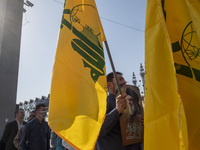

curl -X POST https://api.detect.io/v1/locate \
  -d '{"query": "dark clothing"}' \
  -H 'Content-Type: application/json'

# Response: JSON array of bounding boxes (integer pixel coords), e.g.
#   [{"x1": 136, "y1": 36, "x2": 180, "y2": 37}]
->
[
  {"x1": 20, "y1": 118, "x2": 50, "y2": 150},
  {"x1": 97, "y1": 93, "x2": 142, "y2": 150},
  {"x1": 1, "y1": 120, "x2": 19, "y2": 150}
]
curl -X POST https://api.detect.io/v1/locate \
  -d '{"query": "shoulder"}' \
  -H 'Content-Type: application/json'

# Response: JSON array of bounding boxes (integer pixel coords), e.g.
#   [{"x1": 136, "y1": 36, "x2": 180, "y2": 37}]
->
[
  {"x1": 6, "y1": 120, "x2": 17, "y2": 127},
  {"x1": 43, "y1": 121, "x2": 49, "y2": 127},
  {"x1": 25, "y1": 118, "x2": 36, "y2": 127},
  {"x1": 41, "y1": 121, "x2": 50, "y2": 133},
  {"x1": 107, "y1": 93, "x2": 116, "y2": 101},
  {"x1": 107, "y1": 94, "x2": 116, "y2": 105},
  {"x1": 9, "y1": 120, "x2": 17, "y2": 124}
]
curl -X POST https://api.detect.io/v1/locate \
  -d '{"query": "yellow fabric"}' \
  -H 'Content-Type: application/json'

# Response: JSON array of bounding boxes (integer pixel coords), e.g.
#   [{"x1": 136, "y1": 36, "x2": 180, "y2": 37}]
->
[
  {"x1": 144, "y1": 0, "x2": 200, "y2": 149},
  {"x1": 48, "y1": 0, "x2": 107, "y2": 149}
]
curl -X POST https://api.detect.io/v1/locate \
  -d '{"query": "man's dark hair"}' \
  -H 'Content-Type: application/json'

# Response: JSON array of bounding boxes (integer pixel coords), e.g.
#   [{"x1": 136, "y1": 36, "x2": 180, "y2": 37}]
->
[
  {"x1": 35, "y1": 103, "x2": 46, "y2": 111},
  {"x1": 106, "y1": 72, "x2": 123, "y2": 82},
  {"x1": 14, "y1": 108, "x2": 24, "y2": 117}
]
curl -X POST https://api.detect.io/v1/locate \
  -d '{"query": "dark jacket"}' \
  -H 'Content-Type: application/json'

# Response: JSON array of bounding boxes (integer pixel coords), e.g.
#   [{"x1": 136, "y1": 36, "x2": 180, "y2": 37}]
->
[
  {"x1": 97, "y1": 94, "x2": 142, "y2": 150},
  {"x1": 20, "y1": 118, "x2": 50, "y2": 150},
  {"x1": 1, "y1": 120, "x2": 18, "y2": 150}
]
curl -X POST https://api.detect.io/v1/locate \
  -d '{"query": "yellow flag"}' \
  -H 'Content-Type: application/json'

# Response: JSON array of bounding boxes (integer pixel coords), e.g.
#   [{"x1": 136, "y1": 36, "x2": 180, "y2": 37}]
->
[
  {"x1": 144, "y1": 0, "x2": 200, "y2": 149},
  {"x1": 145, "y1": 0, "x2": 200, "y2": 149},
  {"x1": 48, "y1": 0, "x2": 107, "y2": 149},
  {"x1": 167, "y1": 1, "x2": 200, "y2": 149}
]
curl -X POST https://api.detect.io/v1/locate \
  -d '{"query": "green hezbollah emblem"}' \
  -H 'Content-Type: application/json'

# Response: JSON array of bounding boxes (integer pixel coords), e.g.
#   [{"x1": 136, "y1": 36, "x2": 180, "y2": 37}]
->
[
  {"x1": 173, "y1": 21, "x2": 200, "y2": 82},
  {"x1": 60, "y1": 3, "x2": 105, "y2": 83},
  {"x1": 161, "y1": 0, "x2": 200, "y2": 82}
]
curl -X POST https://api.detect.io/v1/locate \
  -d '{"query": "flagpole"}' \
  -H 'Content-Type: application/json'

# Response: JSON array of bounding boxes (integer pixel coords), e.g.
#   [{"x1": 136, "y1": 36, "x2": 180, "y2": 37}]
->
[{"x1": 104, "y1": 40, "x2": 122, "y2": 95}]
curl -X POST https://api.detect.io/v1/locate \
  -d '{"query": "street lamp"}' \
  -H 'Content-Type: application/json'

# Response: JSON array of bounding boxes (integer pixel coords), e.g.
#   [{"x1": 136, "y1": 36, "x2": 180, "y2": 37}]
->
[
  {"x1": 23, "y1": 0, "x2": 34, "y2": 12},
  {"x1": 24, "y1": 0, "x2": 34, "y2": 7}
]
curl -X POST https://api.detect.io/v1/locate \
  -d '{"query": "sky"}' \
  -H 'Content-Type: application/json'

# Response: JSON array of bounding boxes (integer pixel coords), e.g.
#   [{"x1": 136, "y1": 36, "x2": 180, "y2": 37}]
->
[{"x1": 16, "y1": 0, "x2": 147, "y2": 103}]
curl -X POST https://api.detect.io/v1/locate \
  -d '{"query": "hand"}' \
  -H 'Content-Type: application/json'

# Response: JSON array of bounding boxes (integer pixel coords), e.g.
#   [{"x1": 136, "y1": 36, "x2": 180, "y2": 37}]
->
[{"x1": 116, "y1": 94, "x2": 127, "y2": 114}]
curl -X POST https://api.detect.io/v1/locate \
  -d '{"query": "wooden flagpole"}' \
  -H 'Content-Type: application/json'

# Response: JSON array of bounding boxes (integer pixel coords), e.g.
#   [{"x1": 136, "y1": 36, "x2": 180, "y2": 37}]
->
[{"x1": 104, "y1": 40, "x2": 122, "y2": 95}]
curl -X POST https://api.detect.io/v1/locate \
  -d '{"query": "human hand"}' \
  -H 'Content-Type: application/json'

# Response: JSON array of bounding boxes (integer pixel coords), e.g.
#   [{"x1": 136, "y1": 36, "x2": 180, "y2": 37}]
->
[{"x1": 116, "y1": 94, "x2": 127, "y2": 114}]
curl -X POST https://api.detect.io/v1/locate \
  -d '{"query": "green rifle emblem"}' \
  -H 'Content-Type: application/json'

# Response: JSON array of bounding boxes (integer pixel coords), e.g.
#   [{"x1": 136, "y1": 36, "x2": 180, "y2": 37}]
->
[
  {"x1": 60, "y1": 3, "x2": 105, "y2": 83},
  {"x1": 161, "y1": 1, "x2": 200, "y2": 82}
]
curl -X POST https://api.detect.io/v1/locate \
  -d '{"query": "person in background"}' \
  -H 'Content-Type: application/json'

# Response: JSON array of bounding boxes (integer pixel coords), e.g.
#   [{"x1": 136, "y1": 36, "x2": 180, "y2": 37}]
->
[
  {"x1": 62, "y1": 139, "x2": 76, "y2": 150},
  {"x1": 56, "y1": 136, "x2": 65, "y2": 150},
  {"x1": 13, "y1": 111, "x2": 36, "y2": 150},
  {"x1": 50, "y1": 131, "x2": 57, "y2": 150},
  {"x1": 20, "y1": 104, "x2": 50, "y2": 150},
  {"x1": 1, "y1": 108, "x2": 25, "y2": 150}
]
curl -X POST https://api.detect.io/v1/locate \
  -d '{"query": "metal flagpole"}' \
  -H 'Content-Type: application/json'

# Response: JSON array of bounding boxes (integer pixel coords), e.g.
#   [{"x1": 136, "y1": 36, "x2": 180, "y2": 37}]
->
[{"x1": 104, "y1": 40, "x2": 122, "y2": 95}]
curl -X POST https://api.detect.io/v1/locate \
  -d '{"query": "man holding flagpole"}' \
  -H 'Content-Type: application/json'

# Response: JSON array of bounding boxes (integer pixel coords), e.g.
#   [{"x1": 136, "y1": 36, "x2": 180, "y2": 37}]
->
[{"x1": 97, "y1": 72, "x2": 143, "y2": 150}]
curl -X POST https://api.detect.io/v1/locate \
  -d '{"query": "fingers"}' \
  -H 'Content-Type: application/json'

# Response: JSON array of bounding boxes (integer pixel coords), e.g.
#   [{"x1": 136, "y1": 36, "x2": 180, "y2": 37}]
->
[{"x1": 116, "y1": 94, "x2": 127, "y2": 114}]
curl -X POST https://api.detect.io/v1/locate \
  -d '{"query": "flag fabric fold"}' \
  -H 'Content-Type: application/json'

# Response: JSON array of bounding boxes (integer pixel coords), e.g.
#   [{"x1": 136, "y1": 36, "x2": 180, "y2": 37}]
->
[
  {"x1": 145, "y1": 0, "x2": 200, "y2": 150},
  {"x1": 48, "y1": 0, "x2": 107, "y2": 149}
]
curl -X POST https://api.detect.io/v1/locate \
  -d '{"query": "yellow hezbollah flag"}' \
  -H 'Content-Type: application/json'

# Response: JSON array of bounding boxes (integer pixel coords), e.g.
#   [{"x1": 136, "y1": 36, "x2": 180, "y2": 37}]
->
[
  {"x1": 144, "y1": 0, "x2": 200, "y2": 150},
  {"x1": 48, "y1": 0, "x2": 107, "y2": 149},
  {"x1": 145, "y1": 0, "x2": 200, "y2": 149},
  {"x1": 165, "y1": 1, "x2": 200, "y2": 149}
]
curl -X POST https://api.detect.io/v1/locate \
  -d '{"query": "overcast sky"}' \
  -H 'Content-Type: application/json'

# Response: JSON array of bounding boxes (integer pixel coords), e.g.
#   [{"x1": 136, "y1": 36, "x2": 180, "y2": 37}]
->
[{"x1": 17, "y1": 0, "x2": 147, "y2": 103}]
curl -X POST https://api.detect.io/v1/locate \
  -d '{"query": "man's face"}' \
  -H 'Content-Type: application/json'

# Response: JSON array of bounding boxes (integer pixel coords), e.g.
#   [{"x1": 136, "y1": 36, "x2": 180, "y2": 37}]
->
[
  {"x1": 16, "y1": 109, "x2": 25, "y2": 120},
  {"x1": 113, "y1": 74, "x2": 127, "y2": 85},
  {"x1": 107, "y1": 74, "x2": 127, "y2": 95},
  {"x1": 37, "y1": 106, "x2": 46, "y2": 114},
  {"x1": 111, "y1": 74, "x2": 127, "y2": 93},
  {"x1": 37, "y1": 106, "x2": 47, "y2": 119}
]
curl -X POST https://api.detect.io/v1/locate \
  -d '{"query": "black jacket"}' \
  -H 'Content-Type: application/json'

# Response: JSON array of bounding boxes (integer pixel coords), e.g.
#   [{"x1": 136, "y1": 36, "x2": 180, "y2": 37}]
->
[{"x1": 1, "y1": 120, "x2": 19, "y2": 150}]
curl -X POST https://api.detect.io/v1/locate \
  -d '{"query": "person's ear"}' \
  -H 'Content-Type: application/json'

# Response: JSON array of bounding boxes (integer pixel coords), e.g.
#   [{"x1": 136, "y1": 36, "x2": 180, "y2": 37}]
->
[{"x1": 107, "y1": 82, "x2": 113, "y2": 89}]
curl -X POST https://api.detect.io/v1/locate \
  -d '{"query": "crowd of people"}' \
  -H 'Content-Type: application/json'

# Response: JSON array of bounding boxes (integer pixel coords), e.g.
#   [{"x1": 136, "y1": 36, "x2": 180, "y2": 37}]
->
[{"x1": 0, "y1": 72, "x2": 144, "y2": 150}]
